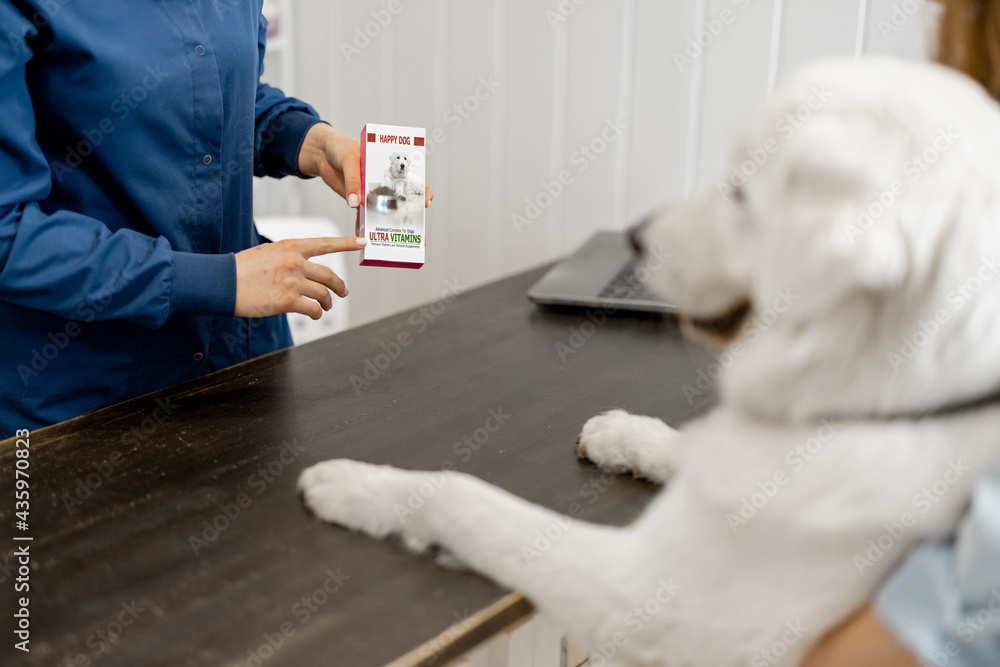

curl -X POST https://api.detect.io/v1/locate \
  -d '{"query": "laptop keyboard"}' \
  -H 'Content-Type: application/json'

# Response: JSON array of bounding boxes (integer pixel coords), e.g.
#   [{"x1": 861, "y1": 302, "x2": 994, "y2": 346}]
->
[{"x1": 596, "y1": 257, "x2": 666, "y2": 302}]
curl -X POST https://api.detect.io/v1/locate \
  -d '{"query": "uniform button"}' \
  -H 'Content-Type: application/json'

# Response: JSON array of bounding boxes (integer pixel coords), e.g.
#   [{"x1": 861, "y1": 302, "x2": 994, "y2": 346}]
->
[
  {"x1": 193, "y1": 352, "x2": 205, "y2": 361},
  {"x1": 203, "y1": 155, "x2": 212, "y2": 165},
  {"x1": 195, "y1": 45, "x2": 206, "y2": 56}
]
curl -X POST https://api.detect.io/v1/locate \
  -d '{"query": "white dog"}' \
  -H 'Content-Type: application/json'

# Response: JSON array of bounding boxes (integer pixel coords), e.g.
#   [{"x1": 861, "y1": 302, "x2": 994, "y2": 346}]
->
[
  {"x1": 300, "y1": 58, "x2": 1000, "y2": 666},
  {"x1": 383, "y1": 151, "x2": 423, "y2": 201}
]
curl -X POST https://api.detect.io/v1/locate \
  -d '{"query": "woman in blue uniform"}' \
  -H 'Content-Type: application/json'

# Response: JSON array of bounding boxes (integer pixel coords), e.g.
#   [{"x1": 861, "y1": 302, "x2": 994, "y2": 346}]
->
[{"x1": 0, "y1": 1, "x2": 430, "y2": 435}]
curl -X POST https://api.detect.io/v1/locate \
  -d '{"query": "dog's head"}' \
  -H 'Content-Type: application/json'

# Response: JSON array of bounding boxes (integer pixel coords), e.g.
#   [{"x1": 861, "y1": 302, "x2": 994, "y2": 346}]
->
[
  {"x1": 389, "y1": 152, "x2": 409, "y2": 176},
  {"x1": 635, "y1": 58, "x2": 1000, "y2": 421}
]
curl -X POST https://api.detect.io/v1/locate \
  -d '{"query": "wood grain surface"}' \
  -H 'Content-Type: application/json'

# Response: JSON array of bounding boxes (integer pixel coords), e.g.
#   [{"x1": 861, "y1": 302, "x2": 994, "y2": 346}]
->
[{"x1": 0, "y1": 265, "x2": 716, "y2": 667}]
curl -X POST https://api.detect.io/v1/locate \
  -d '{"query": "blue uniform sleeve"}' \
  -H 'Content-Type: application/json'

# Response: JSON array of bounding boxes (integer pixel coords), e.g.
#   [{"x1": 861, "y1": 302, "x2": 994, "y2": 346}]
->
[
  {"x1": 876, "y1": 471, "x2": 1000, "y2": 667},
  {"x1": 0, "y1": 3, "x2": 236, "y2": 328},
  {"x1": 253, "y1": 13, "x2": 325, "y2": 179}
]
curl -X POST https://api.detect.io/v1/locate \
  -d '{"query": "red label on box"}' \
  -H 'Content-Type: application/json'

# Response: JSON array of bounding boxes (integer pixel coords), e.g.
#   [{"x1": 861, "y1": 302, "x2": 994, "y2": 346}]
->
[
  {"x1": 367, "y1": 133, "x2": 376, "y2": 143},
  {"x1": 414, "y1": 137, "x2": 425, "y2": 147}
]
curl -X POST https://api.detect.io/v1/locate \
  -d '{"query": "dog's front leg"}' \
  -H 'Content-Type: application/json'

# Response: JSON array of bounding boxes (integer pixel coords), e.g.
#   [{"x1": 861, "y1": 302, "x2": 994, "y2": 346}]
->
[{"x1": 299, "y1": 460, "x2": 646, "y2": 645}]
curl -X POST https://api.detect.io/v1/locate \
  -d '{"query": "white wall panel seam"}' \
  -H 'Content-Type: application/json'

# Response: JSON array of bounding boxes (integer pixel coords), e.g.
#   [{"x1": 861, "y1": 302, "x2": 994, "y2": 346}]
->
[
  {"x1": 613, "y1": 0, "x2": 637, "y2": 229},
  {"x1": 379, "y1": 13, "x2": 395, "y2": 131},
  {"x1": 855, "y1": 0, "x2": 871, "y2": 57},
  {"x1": 489, "y1": 0, "x2": 508, "y2": 275},
  {"x1": 683, "y1": 0, "x2": 708, "y2": 195},
  {"x1": 433, "y1": 0, "x2": 451, "y2": 293},
  {"x1": 549, "y1": 23, "x2": 570, "y2": 256},
  {"x1": 766, "y1": 0, "x2": 785, "y2": 94}
]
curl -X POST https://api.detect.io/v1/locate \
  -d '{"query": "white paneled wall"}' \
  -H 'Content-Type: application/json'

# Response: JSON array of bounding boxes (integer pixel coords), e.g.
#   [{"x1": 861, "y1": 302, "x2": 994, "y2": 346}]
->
[{"x1": 256, "y1": 0, "x2": 941, "y2": 331}]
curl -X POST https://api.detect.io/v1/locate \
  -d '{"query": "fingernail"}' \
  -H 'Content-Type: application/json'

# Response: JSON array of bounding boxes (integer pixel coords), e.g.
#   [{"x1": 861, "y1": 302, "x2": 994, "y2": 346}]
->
[
  {"x1": 344, "y1": 287, "x2": 350, "y2": 297},
  {"x1": 348, "y1": 193, "x2": 359, "y2": 208},
  {"x1": 356, "y1": 237, "x2": 367, "y2": 247}
]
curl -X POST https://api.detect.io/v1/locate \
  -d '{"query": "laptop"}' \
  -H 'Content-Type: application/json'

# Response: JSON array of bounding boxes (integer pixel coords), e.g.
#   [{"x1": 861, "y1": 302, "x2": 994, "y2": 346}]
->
[{"x1": 527, "y1": 231, "x2": 676, "y2": 313}]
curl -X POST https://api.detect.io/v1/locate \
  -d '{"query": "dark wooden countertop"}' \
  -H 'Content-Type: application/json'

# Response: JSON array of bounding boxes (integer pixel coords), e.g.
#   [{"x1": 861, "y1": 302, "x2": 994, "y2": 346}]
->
[{"x1": 0, "y1": 264, "x2": 716, "y2": 667}]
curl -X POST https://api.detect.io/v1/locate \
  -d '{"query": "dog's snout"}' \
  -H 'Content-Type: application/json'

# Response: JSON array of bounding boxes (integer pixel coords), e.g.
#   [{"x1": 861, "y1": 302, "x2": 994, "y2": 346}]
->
[{"x1": 627, "y1": 218, "x2": 651, "y2": 255}]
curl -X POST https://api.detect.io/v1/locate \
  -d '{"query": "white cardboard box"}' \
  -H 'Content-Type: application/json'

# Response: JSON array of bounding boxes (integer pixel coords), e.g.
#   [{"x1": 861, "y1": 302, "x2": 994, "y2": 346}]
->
[{"x1": 359, "y1": 123, "x2": 426, "y2": 269}]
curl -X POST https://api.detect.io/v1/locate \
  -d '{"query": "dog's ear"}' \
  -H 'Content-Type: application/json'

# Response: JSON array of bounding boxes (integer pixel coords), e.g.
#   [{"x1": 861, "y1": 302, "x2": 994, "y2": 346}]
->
[{"x1": 767, "y1": 113, "x2": 909, "y2": 294}]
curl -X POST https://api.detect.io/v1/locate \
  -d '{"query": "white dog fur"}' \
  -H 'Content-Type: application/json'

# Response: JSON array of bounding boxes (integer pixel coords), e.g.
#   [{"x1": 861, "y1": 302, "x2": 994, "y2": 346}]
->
[
  {"x1": 383, "y1": 151, "x2": 424, "y2": 201},
  {"x1": 300, "y1": 58, "x2": 1000, "y2": 666}
]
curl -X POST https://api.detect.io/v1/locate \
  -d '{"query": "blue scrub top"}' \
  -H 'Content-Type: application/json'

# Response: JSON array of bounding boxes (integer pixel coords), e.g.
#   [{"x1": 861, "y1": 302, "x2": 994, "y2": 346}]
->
[{"x1": 0, "y1": 1, "x2": 325, "y2": 437}]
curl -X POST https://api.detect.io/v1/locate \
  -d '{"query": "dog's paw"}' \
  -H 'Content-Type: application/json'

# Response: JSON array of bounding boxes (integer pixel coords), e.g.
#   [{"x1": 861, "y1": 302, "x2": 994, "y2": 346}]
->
[
  {"x1": 299, "y1": 459, "x2": 409, "y2": 540},
  {"x1": 576, "y1": 410, "x2": 681, "y2": 483}
]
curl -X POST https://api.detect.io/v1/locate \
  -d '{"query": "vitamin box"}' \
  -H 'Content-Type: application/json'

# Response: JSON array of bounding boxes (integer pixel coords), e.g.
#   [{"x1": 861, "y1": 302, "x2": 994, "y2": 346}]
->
[{"x1": 359, "y1": 123, "x2": 426, "y2": 269}]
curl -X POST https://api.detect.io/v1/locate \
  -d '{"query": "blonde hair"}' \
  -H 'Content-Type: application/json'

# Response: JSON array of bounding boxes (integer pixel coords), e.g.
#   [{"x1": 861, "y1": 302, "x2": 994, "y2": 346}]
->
[{"x1": 937, "y1": 0, "x2": 1000, "y2": 98}]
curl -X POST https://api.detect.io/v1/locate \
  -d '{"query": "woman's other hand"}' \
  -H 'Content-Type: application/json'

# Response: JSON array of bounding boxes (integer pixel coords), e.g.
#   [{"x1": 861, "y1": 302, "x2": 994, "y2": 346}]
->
[{"x1": 298, "y1": 123, "x2": 434, "y2": 208}]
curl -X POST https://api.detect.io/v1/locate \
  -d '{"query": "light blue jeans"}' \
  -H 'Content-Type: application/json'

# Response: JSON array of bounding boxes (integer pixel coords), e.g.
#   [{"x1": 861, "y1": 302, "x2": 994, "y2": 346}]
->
[{"x1": 877, "y1": 471, "x2": 1000, "y2": 667}]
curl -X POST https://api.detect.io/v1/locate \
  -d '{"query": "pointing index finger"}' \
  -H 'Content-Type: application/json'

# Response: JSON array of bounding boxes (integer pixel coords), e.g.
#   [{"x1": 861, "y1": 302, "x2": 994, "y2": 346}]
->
[{"x1": 296, "y1": 236, "x2": 367, "y2": 258}]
